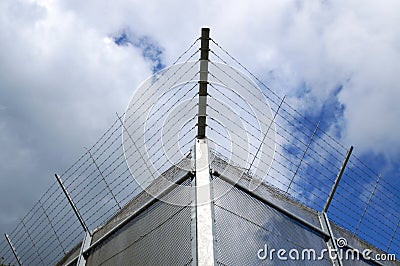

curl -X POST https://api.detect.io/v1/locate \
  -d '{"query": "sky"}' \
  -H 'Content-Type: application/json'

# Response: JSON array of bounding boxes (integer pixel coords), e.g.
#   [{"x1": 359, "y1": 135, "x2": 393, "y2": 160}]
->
[{"x1": 0, "y1": 0, "x2": 399, "y2": 251}]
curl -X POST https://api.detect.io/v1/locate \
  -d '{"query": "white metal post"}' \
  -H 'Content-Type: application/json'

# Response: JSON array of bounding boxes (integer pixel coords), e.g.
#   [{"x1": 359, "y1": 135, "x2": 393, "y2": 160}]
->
[
  {"x1": 194, "y1": 27, "x2": 216, "y2": 266},
  {"x1": 195, "y1": 138, "x2": 216, "y2": 266},
  {"x1": 77, "y1": 231, "x2": 92, "y2": 266}
]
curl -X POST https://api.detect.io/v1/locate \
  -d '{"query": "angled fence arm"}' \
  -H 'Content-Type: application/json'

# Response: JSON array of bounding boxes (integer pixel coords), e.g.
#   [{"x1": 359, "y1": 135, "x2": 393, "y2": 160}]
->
[
  {"x1": 318, "y1": 212, "x2": 343, "y2": 266},
  {"x1": 322, "y1": 146, "x2": 353, "y2": 213},
  {"x1": 55, "y1": 174, "x2": 91, "y2": 236},
  {"x1": 4, "y1": 234, "x2": 22, "y2": 266},
  {"x1": 76, "y1": 231, "x2": 92, "y2": 266}
]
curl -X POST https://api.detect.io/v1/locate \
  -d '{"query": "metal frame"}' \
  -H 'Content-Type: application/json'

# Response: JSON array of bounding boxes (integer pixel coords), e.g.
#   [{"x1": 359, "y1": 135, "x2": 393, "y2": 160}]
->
[
  {"x1": 193, "y1": 27, "x2": 217, "y2": 266},
  {"x1": 318, "y1": 212, "x2": 343, "y2": 266},
  {"x1": 191, "y1": 174, "x2": 198, "y2": 266},
  {"x1": 319, "y1": 212, "x2": 386, "y2": 266},
  {"x1": 195, "y1": 139, "x2": 216, "y2": 265},
  {"x1": 76, "y1": 232, "x2": 92, "y2": 266},
  {"x1": 190, "y1": 146, "x2": 198, "y2": 266},
  {"x1": 63, "y1": 171, "x2": 194, "y2": 266},
  {"x1": 83, "y1": 171, "x2": 193, "y2": 257},
  {"x1": 211, "y1": 169, "x2": 330, "y2": 239}
]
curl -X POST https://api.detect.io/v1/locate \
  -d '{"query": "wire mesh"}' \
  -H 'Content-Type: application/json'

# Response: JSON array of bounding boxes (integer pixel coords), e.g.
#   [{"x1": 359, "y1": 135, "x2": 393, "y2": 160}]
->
[
  {"x1": 206, "y1": 39, "x2": 400, "y2": 259},
  {"x1": 86, "y1": 178, "x2": 193, "y2": 266},
  {"x1": 0, "y1": 32, "x2": 398, "y2": 265},
  {"x1": 0, "y1": 38, "x2": 200, "y2": 266},
  {"x1": 212, "y1": 176, "x2": 331, "y2": 265}
]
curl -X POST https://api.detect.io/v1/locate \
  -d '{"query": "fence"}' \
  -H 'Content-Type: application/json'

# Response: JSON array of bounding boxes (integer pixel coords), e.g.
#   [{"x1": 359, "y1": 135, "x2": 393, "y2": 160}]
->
[{"x1": 0, "y1": 30, "x2": 398, "y2": 265}]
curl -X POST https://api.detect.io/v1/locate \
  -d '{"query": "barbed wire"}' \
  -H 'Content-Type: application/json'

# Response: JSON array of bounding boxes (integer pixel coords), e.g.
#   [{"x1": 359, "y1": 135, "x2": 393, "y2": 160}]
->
[
  {"x1": 1, "y1": 35, "x2": 398, "y2": 265},
  {"x1": 207, "y1": 38, "x2": 399, "y2": 257}
]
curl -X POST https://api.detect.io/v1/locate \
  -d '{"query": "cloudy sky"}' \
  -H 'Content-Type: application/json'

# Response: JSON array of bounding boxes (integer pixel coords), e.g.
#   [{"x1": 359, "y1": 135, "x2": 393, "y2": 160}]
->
[{"x1": 0, "y1": 0, "x2": 399, "y2": 243}]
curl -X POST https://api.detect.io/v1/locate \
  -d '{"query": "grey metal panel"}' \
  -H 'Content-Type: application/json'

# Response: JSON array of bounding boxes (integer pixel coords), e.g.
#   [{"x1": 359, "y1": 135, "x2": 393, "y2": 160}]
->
[
  {"x1": 86, "y1": 179, "x2": 192, "y2": 265},
  {"x1": 212, "y1": 177, "x2": 331, "y2": 266},
  {"x1": 210, "y1": 155, "x2": 322, "y2": 228},
  {"x1": 90, "y1": 163, "x2": 190, "y2": 244}
]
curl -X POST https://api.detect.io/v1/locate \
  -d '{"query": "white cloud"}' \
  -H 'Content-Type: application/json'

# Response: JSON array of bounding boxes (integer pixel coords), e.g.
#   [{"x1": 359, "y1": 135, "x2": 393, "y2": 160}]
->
[
  {"x1": 0, "y1": 0, "x2": 399, "y2": 243},
  {"x1": 0, "y1": 0, "x2": 151, "y2": 233}
]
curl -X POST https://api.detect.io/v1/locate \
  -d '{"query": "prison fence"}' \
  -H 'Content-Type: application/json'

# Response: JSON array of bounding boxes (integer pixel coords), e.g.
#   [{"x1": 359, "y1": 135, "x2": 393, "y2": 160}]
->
[{"x1": 0, "y1": 31, "x2": 398, "y2": 266}]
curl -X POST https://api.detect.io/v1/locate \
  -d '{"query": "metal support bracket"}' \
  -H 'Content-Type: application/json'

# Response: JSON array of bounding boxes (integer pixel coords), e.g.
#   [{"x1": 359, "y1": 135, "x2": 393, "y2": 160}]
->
[
  {"x1": 77, "y1": 231, "x2": 92, "y2": 266},
  {"x1": 318, "y1": 212, "x2": 343, "y2": 266}
]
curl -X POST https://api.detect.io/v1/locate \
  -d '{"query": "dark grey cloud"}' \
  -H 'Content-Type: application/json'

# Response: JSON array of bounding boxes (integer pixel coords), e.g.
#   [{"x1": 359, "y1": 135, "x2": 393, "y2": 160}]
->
[{"x1": 0, "y1": 0, "x2": 153, "y2": 236}]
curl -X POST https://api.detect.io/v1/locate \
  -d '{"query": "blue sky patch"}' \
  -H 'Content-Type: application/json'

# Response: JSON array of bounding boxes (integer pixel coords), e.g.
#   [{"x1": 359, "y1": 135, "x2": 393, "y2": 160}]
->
[
  {"x1": 296, "y1": 83, "x2": 345, "y2": 139},
  {"x1": 113, "y1": 30, "x2": 166, "y2": 73}
]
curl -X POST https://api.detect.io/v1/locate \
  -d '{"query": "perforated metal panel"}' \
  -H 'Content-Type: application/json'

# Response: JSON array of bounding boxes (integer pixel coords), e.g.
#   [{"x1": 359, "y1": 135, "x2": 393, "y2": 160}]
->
[
  {"x1": 86, "y1": 179, "x2": 193, "y2": 266},
  {"x1": 210, "y1": 155, "x2": 322, "y2": 229},
  {"x1": 212, "y1": 177, "x2": 331, "y2": 265}
]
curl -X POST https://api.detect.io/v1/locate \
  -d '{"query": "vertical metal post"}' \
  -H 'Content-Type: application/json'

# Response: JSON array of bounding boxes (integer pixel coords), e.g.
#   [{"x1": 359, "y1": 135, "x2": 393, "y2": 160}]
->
[
  {"x1": 197, "y1": 28, "x2": 210, "y2": 139},
  {"x1": 55, "y1": 174, "x2": 91, "y2": 236},
  {"x1": 190, "y1": 146, "x2": 197, "y2": 266},
  {"x1": 195, "y1": 138, "x2": 216, "y2": 266},
  {"x1": 4, "y1": 234, "x2": 22, "y2": 266},
  {"x1": 194, "y1": 28, "x2": 215, "y2": 266},
  {"x1": 322, "y1": 146, "x2": 353, "y2": 213},
  {"x1": 190, "y1": 151, "x2": 197, "y2": 266},
  {"x1": 318, "y1": 213, "x2": 343, "y2": 266},
  {"x1": 77, "y1": 231, "x2": 92, "y2": 266}
]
